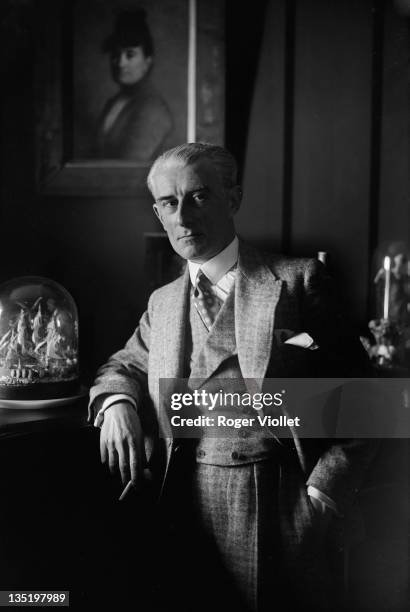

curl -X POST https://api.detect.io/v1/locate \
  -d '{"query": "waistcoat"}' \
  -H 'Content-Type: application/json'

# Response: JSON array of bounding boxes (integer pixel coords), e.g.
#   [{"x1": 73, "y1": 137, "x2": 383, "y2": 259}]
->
[{"x1": 186, "y1": 284, "x2": 276, "y2": 466}]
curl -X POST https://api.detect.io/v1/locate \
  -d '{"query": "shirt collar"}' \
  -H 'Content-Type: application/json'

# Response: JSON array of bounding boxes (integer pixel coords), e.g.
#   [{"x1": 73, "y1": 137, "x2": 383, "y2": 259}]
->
[{"x1": 188, "y1": 236, "x2": 239, "y2": 285}]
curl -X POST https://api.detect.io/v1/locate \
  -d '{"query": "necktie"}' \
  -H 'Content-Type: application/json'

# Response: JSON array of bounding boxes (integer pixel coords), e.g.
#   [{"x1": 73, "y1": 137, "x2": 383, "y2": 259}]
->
[{"x1": 192, "y1": 270, "x2": 222, "y2": 330}]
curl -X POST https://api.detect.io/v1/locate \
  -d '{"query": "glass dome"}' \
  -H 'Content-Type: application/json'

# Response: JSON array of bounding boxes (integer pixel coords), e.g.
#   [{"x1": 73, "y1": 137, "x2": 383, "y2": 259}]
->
[{"x1": 0, "y1": 276, "x2": 79, "y2": 400}]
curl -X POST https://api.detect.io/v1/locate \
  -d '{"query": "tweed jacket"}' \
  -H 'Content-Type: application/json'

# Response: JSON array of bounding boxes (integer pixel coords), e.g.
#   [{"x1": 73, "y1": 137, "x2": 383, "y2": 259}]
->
[{"x1": 89, "y1": 241, "x2": 375, "y2": 589}]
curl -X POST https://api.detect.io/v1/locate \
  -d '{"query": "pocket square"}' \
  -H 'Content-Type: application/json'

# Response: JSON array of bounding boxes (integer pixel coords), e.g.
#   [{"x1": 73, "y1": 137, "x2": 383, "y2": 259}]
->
[{"x1": 284, "y1": 332, "x2": 318, "y2": 350}]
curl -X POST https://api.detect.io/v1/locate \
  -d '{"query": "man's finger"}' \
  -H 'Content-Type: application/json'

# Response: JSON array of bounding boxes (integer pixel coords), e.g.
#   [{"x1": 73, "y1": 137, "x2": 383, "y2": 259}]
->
[
  {"x1": 108, "y1": 444, "x2": 118, "y2": 475},
  {"x1": 118, "y1": 446, "x2": 131, "y2": 485},
  {"x1": 100, "y1": 435, "x2": 108, "y2": 464},
  {"x1": 129, "y1": 443, "x2": 142, "y2": 484}
]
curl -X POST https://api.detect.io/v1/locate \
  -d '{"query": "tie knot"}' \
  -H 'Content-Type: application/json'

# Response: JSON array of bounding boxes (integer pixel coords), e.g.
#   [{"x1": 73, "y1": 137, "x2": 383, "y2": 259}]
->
[
  {"x1": 193, "y1": 271, "x2": 214, "y2": 302},
  {"x1": 195, "y1": 270, "x2": 212, "y2": 290}
]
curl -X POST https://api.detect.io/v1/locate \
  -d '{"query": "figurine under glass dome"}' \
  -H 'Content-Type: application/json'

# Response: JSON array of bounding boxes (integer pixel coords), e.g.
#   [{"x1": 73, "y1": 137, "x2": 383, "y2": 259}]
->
[{"x1": 0, "y1": 276, "x2": 79, "y2": 399}]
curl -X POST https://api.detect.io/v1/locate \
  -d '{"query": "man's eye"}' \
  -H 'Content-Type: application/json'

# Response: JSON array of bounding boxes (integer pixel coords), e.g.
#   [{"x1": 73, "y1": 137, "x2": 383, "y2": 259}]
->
[
  {"x1": 162, "y1": 200, "x2": 177, "y2": 209},
  {"x1": 193, "y1": 193, "x2": 207, "y2": 204}
]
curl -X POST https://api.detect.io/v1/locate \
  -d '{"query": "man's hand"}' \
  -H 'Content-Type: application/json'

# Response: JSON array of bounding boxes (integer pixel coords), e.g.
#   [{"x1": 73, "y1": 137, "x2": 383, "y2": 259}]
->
[{"x1": 100, "y1": 402, "x2": 145, "y2": 485}]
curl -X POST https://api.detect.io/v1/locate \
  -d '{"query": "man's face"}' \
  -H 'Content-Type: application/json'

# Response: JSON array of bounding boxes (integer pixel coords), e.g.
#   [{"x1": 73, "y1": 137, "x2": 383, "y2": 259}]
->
[
  {"x1": 151, "y1": 159, "x2": 241, "y2": 263},
  {"x1": 111, "y1": 46, "x2": 152, "y2": 86}
]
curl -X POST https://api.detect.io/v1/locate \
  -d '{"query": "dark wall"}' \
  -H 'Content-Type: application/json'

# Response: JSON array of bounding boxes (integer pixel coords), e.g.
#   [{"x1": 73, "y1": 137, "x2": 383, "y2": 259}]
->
[
  {"x1": 0, "y1": 0, "x2": 408, "y2": 381},
  {"x1": 235, "y1": 0, "x2": 409, "y2": 323}
]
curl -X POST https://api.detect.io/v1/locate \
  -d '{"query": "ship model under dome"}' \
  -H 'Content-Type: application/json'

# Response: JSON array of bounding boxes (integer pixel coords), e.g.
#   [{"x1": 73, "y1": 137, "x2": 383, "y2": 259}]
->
[{"x1": 0, "y1": 277, "x2": 80, "y2": 400}]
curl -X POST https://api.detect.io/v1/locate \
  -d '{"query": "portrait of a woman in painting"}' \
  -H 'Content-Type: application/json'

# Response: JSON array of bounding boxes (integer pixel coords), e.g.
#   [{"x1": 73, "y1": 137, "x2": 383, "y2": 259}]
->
[{"x1": 93, "y1": 9, "x2": 173, "y2": 161}]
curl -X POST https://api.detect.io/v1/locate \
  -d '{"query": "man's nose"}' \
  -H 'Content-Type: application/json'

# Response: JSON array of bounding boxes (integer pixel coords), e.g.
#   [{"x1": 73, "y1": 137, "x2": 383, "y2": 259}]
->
[{"x1": 175, "y1": 199, "x2": 194, "y2": 226}]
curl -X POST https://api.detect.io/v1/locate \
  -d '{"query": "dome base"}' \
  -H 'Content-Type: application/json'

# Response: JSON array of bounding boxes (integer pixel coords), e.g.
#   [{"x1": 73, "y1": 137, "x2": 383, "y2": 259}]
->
[{"x1": 0, "y1": 379, "x2": 82, "y2": 401}]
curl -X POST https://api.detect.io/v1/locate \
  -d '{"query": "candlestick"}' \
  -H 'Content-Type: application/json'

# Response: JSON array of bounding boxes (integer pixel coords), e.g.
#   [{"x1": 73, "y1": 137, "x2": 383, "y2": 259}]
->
[{"x1": 383, "y1": 256, "x2": 391, "y2": 320}]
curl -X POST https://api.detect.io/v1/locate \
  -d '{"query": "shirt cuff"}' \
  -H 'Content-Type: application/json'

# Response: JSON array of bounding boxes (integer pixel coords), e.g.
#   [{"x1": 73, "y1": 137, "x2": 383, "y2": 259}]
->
[
  {"x1": 93, "y1": 393, "x2": 137, "y2": 427},
  {"x1": 307, "y1": 485, "x2": 341, "y2": 516}
]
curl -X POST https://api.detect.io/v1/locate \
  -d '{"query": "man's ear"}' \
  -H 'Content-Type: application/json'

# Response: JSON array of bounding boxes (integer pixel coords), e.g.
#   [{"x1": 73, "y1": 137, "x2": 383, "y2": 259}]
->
[
  {"x1": 153, "y1": 204, "x2": 165, "y2": 229},
  {"x1": 228, "y1": 185, "x2": 243, "y2": 216}
]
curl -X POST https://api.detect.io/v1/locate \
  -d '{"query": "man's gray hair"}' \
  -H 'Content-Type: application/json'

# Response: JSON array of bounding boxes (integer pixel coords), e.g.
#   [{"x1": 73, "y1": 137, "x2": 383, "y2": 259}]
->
[{"x1": 147, "y1": 142, "x2": 238, "y2": 194}]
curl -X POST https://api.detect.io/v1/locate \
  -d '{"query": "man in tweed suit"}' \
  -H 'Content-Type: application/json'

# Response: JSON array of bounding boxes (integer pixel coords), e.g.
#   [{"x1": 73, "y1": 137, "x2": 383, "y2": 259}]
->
[{"x1": 89, "y1": 143, "x2": 375, "y2": 612}]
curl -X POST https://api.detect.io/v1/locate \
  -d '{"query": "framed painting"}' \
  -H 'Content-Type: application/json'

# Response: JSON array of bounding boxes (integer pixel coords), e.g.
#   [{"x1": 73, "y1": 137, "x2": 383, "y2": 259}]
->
[{"x1": 35, "y1": 0, "x2": 224, "y2": 197}]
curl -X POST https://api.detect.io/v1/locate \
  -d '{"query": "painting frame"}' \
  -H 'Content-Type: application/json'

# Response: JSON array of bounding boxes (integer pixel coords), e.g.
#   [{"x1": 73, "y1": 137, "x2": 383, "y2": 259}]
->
[{"x1": 35, "y1": 0, "x2": 225, "y2": 197}]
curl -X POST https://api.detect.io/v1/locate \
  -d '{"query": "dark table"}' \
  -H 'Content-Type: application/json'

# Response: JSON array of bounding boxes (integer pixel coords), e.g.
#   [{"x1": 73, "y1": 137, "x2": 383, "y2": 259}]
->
[
  {"x1": 0, "y1": 396, "x2": 88, "y2": 437},
  {"x1": 0, "y1": 394, "x2": 157, "y2": 611}
]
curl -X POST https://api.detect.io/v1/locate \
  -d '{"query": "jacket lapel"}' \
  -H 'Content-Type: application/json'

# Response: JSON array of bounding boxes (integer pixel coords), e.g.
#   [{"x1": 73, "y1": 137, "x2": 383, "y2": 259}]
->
[
  {"x1": 160, "y1": 267, "x2": 190, "y2": 379},
  {"x1": 236, "y1": 242, "x2": 283, "y2": 385}
]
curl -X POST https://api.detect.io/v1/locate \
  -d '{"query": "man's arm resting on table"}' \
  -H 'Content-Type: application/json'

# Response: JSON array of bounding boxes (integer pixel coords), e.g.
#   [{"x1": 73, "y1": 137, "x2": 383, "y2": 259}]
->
[
  {"x1": 98, "y1": 401, "x2": 146, "y2": 485},
  {"x1": 90, "y1": 393, "x2": 144, "y2": 484},
  {"x1": 88, "y1": 295, "x2": 155, "y2": 483}
]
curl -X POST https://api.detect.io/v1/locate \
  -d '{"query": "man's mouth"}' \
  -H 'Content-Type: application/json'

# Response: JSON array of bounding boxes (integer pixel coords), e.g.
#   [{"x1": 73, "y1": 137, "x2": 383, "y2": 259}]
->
[{"x1": 178, "y1": 233, "x2": 202, "y2": 240}]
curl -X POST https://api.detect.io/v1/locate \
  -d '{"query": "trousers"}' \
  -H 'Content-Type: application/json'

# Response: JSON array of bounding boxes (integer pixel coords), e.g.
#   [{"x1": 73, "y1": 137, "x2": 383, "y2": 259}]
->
[{"x1": 191, "y1": 459, "x2": 285, "y2": 612}]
